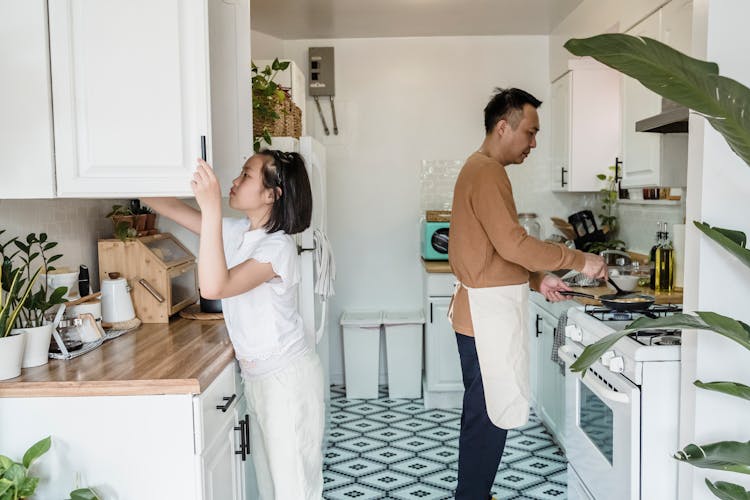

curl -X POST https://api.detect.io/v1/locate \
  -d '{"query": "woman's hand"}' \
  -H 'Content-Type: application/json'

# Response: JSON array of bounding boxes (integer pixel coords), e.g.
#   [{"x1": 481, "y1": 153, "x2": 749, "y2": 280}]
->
[{"x1": 191, "y1": 159, "x2": 222, "y2": 213}]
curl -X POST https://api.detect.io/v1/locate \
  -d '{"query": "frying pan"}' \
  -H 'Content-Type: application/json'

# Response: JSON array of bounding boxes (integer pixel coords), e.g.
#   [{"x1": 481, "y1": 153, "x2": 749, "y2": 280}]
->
[{"x1": 561, "y1": 290, "x2": 655, "y2": 311}]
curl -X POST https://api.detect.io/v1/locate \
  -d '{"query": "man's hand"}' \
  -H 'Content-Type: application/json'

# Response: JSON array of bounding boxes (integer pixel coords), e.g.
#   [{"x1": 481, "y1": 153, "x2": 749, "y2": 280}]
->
[
  {"x1": 581, "y1": 252, "x2": 608, "y2": 279},
  {"x1": 538, "y1": 274, "x2": 574, "y2": 302}
]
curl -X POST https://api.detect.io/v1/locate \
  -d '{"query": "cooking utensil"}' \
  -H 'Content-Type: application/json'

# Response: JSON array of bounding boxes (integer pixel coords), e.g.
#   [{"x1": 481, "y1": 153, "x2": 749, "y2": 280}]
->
[
  {"x1": 65, "y1": 292, "x2": 102, "y2": 307},
  {"x1": 607, "y1": 277, "x2": 631, "y2": 296},
  {"x1": 562, "y1": 290, "x2": 656, "y2": 311}
]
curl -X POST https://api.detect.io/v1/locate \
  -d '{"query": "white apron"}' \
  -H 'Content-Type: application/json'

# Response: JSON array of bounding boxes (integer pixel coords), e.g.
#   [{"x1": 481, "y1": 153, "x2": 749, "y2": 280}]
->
[{"x1": 450, "y1": 281, "x2": 530, "y2": 429}]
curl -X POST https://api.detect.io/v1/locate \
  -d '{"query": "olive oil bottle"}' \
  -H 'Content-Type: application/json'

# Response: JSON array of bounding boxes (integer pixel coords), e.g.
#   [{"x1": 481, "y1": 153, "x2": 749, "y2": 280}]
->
[
  {"x1": 649, "y1": 222, "x2": 662, "y2": 290},
  {"x1": 655, "y1": 222, "x2": 674, "y2": 292}
]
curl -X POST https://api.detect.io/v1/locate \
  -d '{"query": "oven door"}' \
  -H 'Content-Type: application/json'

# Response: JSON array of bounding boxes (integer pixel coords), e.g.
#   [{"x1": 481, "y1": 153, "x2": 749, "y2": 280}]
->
[{"x1": 559, "y1": 343, "x2": 640, "y2": 500}]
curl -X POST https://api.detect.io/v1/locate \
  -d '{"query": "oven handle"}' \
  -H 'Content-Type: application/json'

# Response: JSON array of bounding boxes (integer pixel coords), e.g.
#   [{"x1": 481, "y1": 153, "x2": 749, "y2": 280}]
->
[{"x1": 558, "y1": 346, "x2": 630, "y2": 405}]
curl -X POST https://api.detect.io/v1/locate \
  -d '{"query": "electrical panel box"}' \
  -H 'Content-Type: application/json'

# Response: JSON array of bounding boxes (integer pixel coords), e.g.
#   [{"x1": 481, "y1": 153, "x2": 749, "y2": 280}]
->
[{"x1": 309, "y1": 47, "x2": 335, "y2": 96}]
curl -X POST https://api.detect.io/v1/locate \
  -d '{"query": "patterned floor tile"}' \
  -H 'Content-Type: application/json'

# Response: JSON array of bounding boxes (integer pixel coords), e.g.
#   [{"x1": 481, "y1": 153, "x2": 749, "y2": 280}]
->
[
  {"x1": 324, "y1": 484, "x2": 386, "y2": 500},
  {"x1": 388, "y1": 483, "x2": 453, "y2": 499},
  {"x1": 511, "y1": 456, "x2": 567, "y2": 477},
  {"x1": 329, "y1": 457, "x2": 387, "y2": 477},
  {"x1": 362, "y1": 446, "x2": 415, "y2": 465},
  {"x1": 391, "y1": 436, "x2": 442, "y2": 453},
  {"x1": 358, "y1": 469, "x2": 417, "y2": 490},
  {"x1": 322, "y1": 470, "x2": 354, "y2": 490},
  {"x1": 324, "y1": 385, "x2": 567, "y2": 500},
  {"x1": 337, "y1": 436, "x2": 388, "y2": 454}
]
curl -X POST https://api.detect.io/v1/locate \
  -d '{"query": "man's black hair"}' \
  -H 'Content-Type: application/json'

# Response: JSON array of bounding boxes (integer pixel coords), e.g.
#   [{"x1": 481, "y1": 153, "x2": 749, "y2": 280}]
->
[
  {"x1": 259, "y1": 150, "x2": 313, "y2": 235},
  {"x1": 483, "y1": 87, "x2": 542, "y2": 134}
]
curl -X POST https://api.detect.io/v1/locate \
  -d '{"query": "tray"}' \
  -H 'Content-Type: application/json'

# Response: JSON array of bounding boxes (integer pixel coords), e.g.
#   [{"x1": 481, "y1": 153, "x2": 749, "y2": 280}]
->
[{"x1": 178, "y1": 304, "x2": 224, "y2": 321}]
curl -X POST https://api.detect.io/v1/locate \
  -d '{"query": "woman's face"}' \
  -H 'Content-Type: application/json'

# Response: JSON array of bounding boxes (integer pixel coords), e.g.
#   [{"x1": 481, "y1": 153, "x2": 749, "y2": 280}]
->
[{"x1": 228, "y1": 155, "x2": 277, "y2": 213}]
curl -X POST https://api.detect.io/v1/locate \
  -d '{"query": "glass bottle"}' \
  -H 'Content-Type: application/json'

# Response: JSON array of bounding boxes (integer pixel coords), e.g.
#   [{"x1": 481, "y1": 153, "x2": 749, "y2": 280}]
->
[
  {"x1": 518, "y1": 213, "x2": 542, "y2": 239},
  {"x1": 649, "y1": 222, "x2": 662, "y2": 290},
  {"x1": 655, "y1": 223, "x2": 674, "y2": 292}
]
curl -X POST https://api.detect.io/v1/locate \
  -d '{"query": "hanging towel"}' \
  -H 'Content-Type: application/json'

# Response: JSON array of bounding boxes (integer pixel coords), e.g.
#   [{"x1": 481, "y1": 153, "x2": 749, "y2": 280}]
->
[
  {"x1": 312, "y1": 229, "x2": 336, "y2": 344},
  {"x1": 552, "y1": 310, "x2": 568, "y2": 375}
]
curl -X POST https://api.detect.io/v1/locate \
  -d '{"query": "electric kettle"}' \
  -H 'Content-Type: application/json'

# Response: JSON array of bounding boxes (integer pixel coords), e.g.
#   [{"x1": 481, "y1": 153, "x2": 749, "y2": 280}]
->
[{"x1": 100, "y1": 277, "x2": 136, "y2": 323}]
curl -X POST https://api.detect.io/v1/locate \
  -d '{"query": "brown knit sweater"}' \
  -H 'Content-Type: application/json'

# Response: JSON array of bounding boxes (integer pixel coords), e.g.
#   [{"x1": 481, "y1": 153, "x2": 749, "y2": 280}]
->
[{"x1": 448, "y1": 152, "x2": 586, "y2": 335}]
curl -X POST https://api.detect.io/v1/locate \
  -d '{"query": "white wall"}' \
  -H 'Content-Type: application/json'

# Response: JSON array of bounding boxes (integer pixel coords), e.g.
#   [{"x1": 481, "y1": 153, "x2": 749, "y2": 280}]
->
[
  {"x1": 680, "y1": 1, "x2": 750, "y2": 498},
  {"x1": 250, "y1": 30, "x2": 285, "y2": 60},
  {"x1": 279, "y1": 35, "x2": 595, "y2": 383}
]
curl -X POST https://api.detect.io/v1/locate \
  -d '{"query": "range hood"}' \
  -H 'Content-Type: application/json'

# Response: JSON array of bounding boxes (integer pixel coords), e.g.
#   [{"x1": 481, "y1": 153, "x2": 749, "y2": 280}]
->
[{"x1": 635, "y1": 98, "x2": 689, "y2": 133}]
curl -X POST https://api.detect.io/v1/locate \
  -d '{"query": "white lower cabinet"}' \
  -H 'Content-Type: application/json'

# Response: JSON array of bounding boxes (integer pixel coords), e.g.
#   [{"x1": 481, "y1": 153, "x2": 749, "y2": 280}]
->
[
  {"x1": 423, "y1": 271, "x2": 464, "y2": 409},
  {"x1": 0, "y1": 362, "x2": 257, "y2": 499}
]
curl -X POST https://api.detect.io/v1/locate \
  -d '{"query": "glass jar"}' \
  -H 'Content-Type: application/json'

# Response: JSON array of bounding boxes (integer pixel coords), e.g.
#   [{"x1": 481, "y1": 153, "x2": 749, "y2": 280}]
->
[{"x1": 518, "y1": 213, "x2": 542, "y2": 239}]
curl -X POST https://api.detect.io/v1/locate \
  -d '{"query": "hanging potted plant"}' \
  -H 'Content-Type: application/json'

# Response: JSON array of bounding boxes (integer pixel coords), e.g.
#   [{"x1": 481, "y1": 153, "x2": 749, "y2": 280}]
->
[{"x1": 252, "y1": 58, "x2": 302, "y2": 152}]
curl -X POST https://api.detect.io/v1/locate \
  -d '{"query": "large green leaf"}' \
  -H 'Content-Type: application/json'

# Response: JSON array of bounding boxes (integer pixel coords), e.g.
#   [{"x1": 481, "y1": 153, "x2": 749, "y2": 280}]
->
[
  {"x1": 0, "y1": 480, "x2": 12, "y2": 498},
  {"x1": 675, "y1": 441, "x2": 750, "y2": 475},
  {"x1": 21, "y1": 436, "x2": 50, "y2": 469},
  {"x1": 17, "y1": 476, "x2": 38, "y2": 497},
  {"x1": 696, "y1": 222, "x2": 750, "y2": 270},
  {"x1": 571, "y1": 312, "x2": 750, "y2": 373},
  {"x1": 695, "y1": 380, "x2": 750, "y2": 402},
  {"x1": 565, "y1": 34, "x2": 750, "y2": 168},
  {"x1": 70, "y1": 488, "x2": 102, "y2": 500},
  {"x1": 705, "y1": 479, "x2": 750, "y2": 500}
]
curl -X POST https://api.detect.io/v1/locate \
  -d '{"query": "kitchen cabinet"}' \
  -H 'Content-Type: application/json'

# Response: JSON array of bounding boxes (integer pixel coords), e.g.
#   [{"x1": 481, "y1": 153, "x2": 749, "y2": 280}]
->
[
  {"x1": 0, "y1": 362, "x2": 257, "y2": 499},
  {"x1": 423, "y1": 270, "x2": 464, "y2": 409},
  {"x1": 550, "y1": 59, "x2": 621, "y2": 192},
  {"x1": 1, "y1": 0, "x2": 56, "y2": 198},
  {"x1": 5, "y1": 0, "x2": 250, "y2": 199},
  {"x1": 620, "y1": 2, "x2": 692, "y2": 188}
]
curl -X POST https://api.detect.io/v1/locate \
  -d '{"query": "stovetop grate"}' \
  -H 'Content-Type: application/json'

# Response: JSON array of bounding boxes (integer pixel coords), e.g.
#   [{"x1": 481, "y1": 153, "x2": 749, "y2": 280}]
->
[{"x1": 583, "y1": 304, "x2": 682, "y2": 322}]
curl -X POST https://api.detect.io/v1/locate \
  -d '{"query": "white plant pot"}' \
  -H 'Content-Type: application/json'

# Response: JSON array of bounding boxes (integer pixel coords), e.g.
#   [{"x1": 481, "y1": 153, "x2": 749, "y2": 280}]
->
[
  {"x1": 0, "y1": 333, "x2": 27, "y2": 380},
  {"x1": 11, "y1": 324, "x2": 53, "y2": 368}
]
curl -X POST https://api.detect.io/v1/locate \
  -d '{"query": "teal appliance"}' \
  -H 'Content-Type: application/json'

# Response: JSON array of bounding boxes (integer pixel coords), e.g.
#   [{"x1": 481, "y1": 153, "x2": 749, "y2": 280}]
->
[{"x1": 422, "y1": 221, "x2": 450, "y2": 260}]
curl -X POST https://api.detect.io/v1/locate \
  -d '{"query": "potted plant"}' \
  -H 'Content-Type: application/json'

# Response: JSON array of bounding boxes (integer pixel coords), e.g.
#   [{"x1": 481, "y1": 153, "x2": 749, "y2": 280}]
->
[
  {"x1": 105, "y1": 205, "x2": 137, "y2": 242},
  {"x1": 0, "y1": 436, "x2": 51, "y2": 499},
  {"x1": 586, "y1": 165, "x2": 626, "y2": 254},
  {"x1": 565, "y1": 33, "x2": 750, "y2": 499},
  {"x1": 252, "y1": 58, "x2": 301, "y2": 152}
]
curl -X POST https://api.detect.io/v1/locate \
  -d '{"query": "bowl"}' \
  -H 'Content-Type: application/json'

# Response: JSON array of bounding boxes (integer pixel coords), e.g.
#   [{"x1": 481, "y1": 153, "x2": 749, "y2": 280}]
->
[
  {"x1": 609, "y1": 273, "x2": 640, "y2": 292},
  {"x1": 41, "y1": 271, "x2": 79, "y2": 300}
]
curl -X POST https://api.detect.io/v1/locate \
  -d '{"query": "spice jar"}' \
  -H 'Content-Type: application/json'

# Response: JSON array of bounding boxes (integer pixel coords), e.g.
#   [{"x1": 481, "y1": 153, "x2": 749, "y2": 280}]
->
[{"x1": 519, "y1": 213, "x2": 542, "y2": 239}]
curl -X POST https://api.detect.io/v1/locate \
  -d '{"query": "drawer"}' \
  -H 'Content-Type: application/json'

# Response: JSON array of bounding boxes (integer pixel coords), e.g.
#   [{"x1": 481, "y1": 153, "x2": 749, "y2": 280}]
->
[
  {"x1": 424, "y1": 271, "x2": 456, "y2": 297},
  {"x1": 193, "y1": 362, "x2": 238, "y2": 453}
]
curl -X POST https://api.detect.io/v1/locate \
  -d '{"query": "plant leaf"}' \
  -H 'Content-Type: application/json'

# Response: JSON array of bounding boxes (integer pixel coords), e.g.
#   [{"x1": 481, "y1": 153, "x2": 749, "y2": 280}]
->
[
  {"x1": 22, "y1": 436, "x2": 50, "y2": 469},
  {"x1": 695, "y1": 222, "x2": 750, "y2": 269},
  {"x1": 675, "y1": 441, "x2": 750, "y2": 475},
  {"x1": 70, "y1": 488, "x2": 102, "y2": 500},
  {"x1": 0, "y1": 456, "x2": 12, "y2": 475},
  {"x1": 705, "y1": 479, "x2": 750, "y2": 500},
  {"x1": 17, "y1": 476, "x2": 38, "y2": 497},
  {"x1": 3, "y1": 463, "x2": 26, "y2": 487},
  {"x1": 696, "y1": 311, "x2": 750, "y2": 351},
  {"x1": 565, "y1": 34, "x2": 750, "y2": 168},
  {"x1": 0, "y1": 479, "x2": 11, "y2": 498},
  {"x1": 695, "y1": 380, "x2": 750, "y2": 402}
]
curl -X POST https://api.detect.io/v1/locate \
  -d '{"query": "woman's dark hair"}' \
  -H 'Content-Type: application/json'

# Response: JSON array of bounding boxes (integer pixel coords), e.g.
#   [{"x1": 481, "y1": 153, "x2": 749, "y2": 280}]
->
[
  {"x1": 258, "y1": 149, "x2": 312, "y2": 235},
  {"x1": 484, "y1": 87, "x2": 542, "y2": 134}
]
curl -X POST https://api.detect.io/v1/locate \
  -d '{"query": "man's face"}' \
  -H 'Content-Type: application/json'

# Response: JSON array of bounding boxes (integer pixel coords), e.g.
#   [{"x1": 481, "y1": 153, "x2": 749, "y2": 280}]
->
[{"x1": 499, "y1": 104, "x2": 539, "y2": 165}]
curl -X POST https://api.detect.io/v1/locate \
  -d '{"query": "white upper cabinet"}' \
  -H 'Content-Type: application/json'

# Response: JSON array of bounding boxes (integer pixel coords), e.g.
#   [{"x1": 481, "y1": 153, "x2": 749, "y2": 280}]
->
[
  {"x1": 1, "y1": 0, "x2": 56, "y2": 199},
  {"x1": 621, "y1": 2, "x2": 692, "y2": 188},
  {"x1": 42, "y1": 0, "x2": 250, "y2": 198},
  {"x1": 550, "y1": 58, "x2": 621, "y2": 192}
]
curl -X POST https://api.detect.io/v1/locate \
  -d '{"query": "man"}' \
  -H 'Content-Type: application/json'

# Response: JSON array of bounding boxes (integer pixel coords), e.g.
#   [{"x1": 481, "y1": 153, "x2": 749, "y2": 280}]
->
[{"x1": 448, "y1": 87, "x2": 607, "y2": 499}]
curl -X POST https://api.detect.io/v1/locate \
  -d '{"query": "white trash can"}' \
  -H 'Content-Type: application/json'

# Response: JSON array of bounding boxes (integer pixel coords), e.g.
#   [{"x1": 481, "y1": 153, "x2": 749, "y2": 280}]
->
[
  {"x1": 383, "y1": 310, "x2": 425, "y2": 399},
  {"x1": 340, "y1": 311, "x2": 383, "y2": 399}
]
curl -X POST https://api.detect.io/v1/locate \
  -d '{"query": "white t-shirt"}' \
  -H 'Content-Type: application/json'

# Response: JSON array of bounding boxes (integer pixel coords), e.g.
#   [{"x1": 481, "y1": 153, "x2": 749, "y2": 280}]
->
[{"x1": 220, "y1": 218, "x2": 309, "y2": 377}]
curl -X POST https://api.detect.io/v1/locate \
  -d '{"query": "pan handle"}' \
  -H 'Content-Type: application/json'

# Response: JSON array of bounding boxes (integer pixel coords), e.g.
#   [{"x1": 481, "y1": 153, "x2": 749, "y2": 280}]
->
[{"x1": 560, "y1": 291, "x2": 597, "y2": 300}]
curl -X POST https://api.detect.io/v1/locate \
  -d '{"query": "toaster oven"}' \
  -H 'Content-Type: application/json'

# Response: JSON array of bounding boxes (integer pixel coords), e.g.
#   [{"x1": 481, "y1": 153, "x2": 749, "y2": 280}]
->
[{"x1": 422, "y1": 220, "x2": 450, "y2": 260}]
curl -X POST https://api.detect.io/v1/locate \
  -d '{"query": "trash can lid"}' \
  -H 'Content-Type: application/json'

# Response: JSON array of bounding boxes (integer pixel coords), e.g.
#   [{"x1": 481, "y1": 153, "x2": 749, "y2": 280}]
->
[
  {"x1": 340, "y1": 311, "x2": 383, "y2": 327},
  {"x1": 383, "y1": 310, "x2": 425, "y2": 325}
]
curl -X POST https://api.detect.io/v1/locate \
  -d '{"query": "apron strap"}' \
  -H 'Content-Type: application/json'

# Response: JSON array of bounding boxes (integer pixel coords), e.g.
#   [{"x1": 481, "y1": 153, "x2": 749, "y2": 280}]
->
[{"x1": 447, "y1": 281, "x2": 463, "y2": 323}]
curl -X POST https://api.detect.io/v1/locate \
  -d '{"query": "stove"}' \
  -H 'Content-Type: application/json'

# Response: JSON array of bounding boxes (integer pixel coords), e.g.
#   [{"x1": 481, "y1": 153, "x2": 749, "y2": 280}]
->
[{"x1": 583, "y1": 304, "x2": 683, "y2": 347}]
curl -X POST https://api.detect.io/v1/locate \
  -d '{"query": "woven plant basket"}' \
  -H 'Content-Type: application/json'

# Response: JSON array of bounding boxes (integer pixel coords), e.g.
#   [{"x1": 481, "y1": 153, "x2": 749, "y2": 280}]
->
[{"x1": 253, "y1": 97, "x2": 302, "y2": 139}]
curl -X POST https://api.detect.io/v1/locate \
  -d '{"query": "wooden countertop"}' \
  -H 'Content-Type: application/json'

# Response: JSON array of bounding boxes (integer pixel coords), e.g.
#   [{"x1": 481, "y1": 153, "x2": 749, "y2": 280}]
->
[
  {"x1": 0, "y1": 318, "x2": 235, "y2": 398},
  {"x1": 567, "y1": 285, "x2": 683, "y2": 306},
  {"x1": 422, "y1": 259, "x2": 452, "y2": 273}
]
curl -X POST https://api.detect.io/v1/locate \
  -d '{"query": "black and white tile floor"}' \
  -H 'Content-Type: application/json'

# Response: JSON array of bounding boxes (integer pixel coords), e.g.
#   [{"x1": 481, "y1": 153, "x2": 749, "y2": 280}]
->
[{"x1": 324, "y1": 385, "x2": 567, "y2": 499}]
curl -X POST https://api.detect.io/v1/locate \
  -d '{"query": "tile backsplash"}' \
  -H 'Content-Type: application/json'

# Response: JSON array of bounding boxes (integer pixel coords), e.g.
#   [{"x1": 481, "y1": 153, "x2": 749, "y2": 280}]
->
[
  {"x1": 0, "y1": 198, "x2": 126, "y2": 291},
  {"x1": 616, "y1": 202, "x2": 685, "y2": 253}
]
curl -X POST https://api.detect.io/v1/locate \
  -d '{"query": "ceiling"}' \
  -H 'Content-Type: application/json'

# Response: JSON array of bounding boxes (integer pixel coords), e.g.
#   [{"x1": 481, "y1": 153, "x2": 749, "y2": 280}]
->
[{"x1": 251, "y1": 0, "x2": 584, "y2": 39}]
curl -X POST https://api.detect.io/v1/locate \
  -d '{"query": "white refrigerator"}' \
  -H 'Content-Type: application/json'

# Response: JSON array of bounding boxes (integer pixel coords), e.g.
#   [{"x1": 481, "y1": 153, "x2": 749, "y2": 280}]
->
[{"x1": 266, "y1": 136, "x2": 331, "y2": 403}]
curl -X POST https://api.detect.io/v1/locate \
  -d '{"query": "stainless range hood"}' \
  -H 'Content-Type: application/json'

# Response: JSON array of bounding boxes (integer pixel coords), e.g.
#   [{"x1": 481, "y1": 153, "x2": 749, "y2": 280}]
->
[{"x1": 635, "y1": 98, "x2": 689, "y2": 133}]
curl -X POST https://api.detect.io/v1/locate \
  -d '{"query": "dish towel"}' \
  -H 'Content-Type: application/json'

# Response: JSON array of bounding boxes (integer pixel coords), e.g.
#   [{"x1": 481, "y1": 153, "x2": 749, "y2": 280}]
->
[
  {"x1": 552, "y1": 310, "x2": 568, "y2": 375},
  {"x1": 312, "y1": 229, "x2": 336, "y2": 344}
]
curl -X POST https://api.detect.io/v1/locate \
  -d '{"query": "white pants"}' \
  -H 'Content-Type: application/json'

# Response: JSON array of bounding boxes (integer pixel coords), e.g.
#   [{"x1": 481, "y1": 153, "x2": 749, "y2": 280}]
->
[{"x1": 243, "y1": 351, "x2": 325, "y2": 500}]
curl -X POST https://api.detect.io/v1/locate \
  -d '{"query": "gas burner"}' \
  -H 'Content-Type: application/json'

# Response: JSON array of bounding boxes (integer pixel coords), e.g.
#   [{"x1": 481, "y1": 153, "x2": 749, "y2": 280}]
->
[
  {"x1": 652, "y1": 335, "x2": 681, "y2": 346},
  {"x1": 628, "y1": 329, "x2": 682, "y2": 346},
  {"x1": 584, "y1": 303, "x2": 682, "y2": 322}
]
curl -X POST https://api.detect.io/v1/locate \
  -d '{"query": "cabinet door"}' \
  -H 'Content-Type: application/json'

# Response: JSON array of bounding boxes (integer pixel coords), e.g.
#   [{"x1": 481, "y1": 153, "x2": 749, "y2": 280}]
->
[
  {"x1": 48, "y1": 0, "x2": 210, "y2": 197},
  {"x1": 425, "y1": 297, "x2": 463, "y2": 391},
  {"x1": 203, "y1": 413, "x2": 242, "y2": 500},
  {"x1": 662, "y1": 0, "x2": 693, "y2": 55},
  {"x1": 1, "y1": 0, "x2": 56, "y2": 198},
  {"x1": 538, "y1": 310, "x2": 565, "y2": 447},
  {"x1": 550, "y1": 73, "x2": 571, "y2": 192},
  {"x1": 621, "y1": 11, "x2": 662, "y2": 188},
  {"x1": 236, "y1": 395, "x2": 259, "y2": 500},
  {"x1": 528, "y1": 303, "x2": 542, "y2": 408}
]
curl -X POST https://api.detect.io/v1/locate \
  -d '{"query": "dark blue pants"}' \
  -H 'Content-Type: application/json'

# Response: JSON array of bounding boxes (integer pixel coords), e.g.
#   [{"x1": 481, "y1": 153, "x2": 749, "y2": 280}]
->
[{"x1": 454, "y1": 332, "x2": 509, "y2": 500}]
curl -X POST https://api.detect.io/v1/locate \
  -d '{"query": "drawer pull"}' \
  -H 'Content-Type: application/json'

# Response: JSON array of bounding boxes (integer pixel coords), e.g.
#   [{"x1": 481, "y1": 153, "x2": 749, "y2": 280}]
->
[
  {"x1": 216, "y1": 393, "x2": 236, "y2": 412},
  {"x1": 234, "y1": 417, "x2": 247, "y2": 461},
  {"x1": 138, "y1": 278, "x2": 165, "y2": 303}
]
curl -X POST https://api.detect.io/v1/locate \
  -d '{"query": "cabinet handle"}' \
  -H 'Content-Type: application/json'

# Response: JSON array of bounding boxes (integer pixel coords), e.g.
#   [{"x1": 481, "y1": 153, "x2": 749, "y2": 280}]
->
[
  {"x1": 200, "y1": 135, "x2": 207, "y2": 161},
  {"x1": 614, "y1": 157, "x2": 623, "y2": 182},
  {"x1": 216, "y1": 393, "x2": 236, "y2": 412},
  {"x1": 535, "y1": 314, "x2": 542, "y2": 337},
  {"x1": 561, "y1": 167, "x2": 568, "y2": 188},
  {"x1": 234, "y1": 418, "x2": 247, "y2": 461},
  {"x1": 243, "y1": 414, "x2": 250, "y2": 455},
  {"x1": 430, "y1": 302, "x2": 433, "y2": 323},
  {"x1": 138, "y1": 278, "x2": 165, "y2": 303}
]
